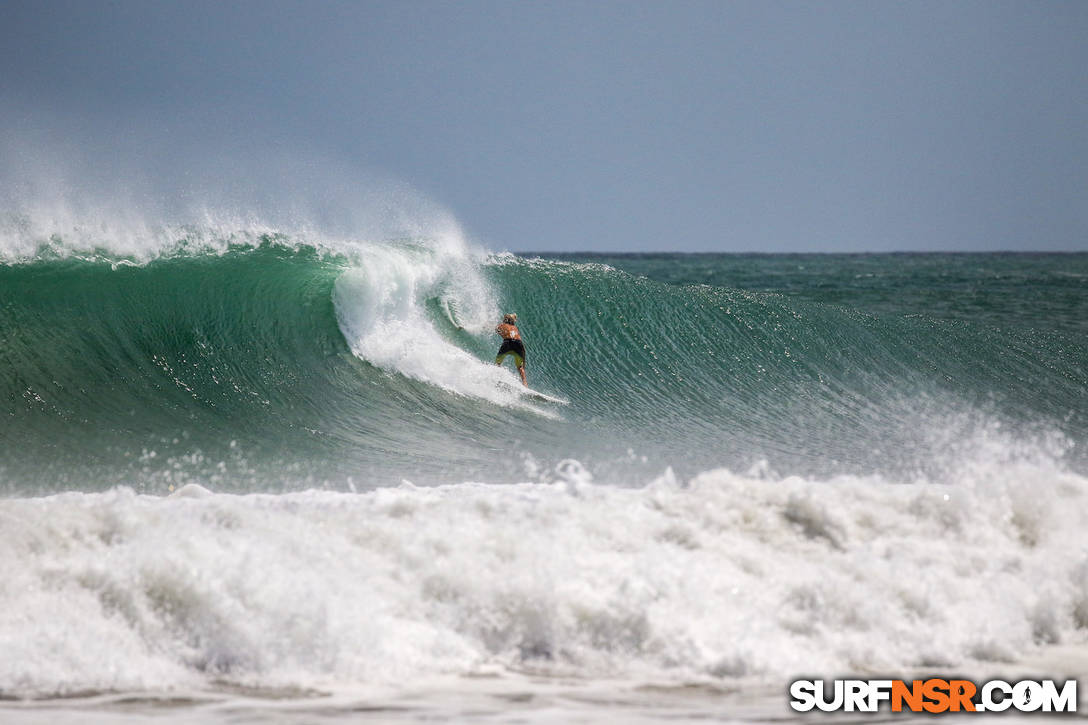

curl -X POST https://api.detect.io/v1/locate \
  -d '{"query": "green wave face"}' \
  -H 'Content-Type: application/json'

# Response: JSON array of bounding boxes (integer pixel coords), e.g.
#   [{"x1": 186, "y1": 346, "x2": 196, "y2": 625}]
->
[
  {"x1": 2, "y1": 240, "x2": 1085, "y2": 494},
  {"x1": 490, "y1": 256, "x2": 1087, "y2": 477},
  {"x1": 2, "y1": 244, "x2": 351, "y2": 489}
]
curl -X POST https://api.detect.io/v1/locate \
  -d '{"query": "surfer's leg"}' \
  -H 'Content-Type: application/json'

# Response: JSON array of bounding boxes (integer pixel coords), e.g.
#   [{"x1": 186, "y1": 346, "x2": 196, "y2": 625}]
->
[{"x1": 515, "y1": 354, "x2": 527, "y2": 386}]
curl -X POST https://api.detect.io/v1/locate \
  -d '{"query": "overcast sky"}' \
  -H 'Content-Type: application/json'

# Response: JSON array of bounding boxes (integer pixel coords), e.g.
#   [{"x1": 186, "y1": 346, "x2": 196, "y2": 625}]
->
[{"x1": 2, "y1": 0, "x2": 1086, "y2": 252}]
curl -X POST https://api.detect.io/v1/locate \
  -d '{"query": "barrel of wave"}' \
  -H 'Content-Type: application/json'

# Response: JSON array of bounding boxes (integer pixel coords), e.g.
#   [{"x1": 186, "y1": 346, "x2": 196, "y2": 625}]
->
[{"x1": 332, "y1": 237, "x2": 529, "y2": 407}]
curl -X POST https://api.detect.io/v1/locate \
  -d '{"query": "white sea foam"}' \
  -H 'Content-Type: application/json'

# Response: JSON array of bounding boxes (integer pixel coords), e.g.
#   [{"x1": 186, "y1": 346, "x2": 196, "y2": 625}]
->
[{"x1": 2, "y1": 454, "x2": 1085, "y2": 698}]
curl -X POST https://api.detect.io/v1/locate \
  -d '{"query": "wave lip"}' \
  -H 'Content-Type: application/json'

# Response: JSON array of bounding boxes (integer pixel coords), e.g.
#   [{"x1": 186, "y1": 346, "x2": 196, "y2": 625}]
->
[{"x1": 2, "y1": 454, "x2": 1086, "y2": 698}]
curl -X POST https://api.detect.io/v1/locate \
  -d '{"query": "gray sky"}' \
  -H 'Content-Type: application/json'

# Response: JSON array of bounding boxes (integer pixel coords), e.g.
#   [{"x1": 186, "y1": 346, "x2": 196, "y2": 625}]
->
[{"x1": 2, "y1": 0, "x2": 1086, "y2": 252}]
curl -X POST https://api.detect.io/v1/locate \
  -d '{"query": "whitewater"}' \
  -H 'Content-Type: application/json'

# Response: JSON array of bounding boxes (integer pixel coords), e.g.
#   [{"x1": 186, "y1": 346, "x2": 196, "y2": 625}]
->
[{"x1": 1, "y1": 210, "x2": 1087, "y2": 721}]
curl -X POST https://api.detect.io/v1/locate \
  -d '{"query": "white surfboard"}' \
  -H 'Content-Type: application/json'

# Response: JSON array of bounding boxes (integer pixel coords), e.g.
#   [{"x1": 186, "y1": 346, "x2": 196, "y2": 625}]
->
[
  {"x1": 522, "y1": 388, "x2": 569, "y2": 405},
  {"x1": 497, "y1": 380, "x2": 569, "y2": 405}
]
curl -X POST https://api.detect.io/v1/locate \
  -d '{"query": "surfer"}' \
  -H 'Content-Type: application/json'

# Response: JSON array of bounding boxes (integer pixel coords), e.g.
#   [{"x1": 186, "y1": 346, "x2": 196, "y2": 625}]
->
[{"x1": 495, "y1": 313, "x2": 527, "y2": 386}]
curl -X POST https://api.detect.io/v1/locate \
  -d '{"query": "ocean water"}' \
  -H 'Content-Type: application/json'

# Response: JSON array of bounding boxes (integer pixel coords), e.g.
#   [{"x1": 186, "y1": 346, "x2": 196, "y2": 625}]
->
[{"x1": 1, "y1": 216, "x2": 1086, "y2": 720}]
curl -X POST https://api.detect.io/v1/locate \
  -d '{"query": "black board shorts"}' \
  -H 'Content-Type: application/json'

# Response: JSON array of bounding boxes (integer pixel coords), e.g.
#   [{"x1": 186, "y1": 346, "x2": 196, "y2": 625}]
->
[{"x1": 495, "y1": 339, "x2": 526, "y2": 367}]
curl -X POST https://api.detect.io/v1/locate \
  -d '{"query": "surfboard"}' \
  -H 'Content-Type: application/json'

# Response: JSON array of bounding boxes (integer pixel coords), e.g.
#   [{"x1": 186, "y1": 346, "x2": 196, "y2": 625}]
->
[
  {"x1": 522, "y1": 388, "x2": 569, "y2": 405},
  {"x1": 497, "y1": 380, "x2": 569, "y2": 405}
]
